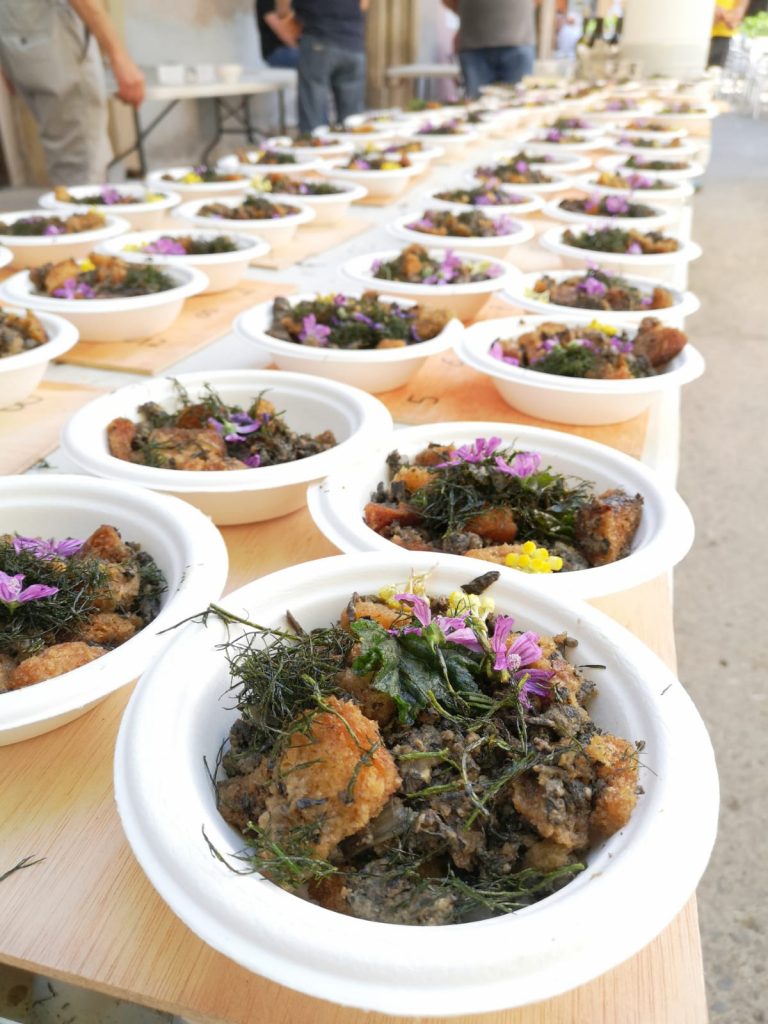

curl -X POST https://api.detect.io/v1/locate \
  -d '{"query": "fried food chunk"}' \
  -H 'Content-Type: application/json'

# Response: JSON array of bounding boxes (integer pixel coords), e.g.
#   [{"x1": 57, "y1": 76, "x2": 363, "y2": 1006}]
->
[
  {"x1": 92, "y1": 561, "x2": 141, "y2": 612},
  {"x1": 259, "y1": 697, "x2": 401, "y2": 859},
  {"x1": 78, "y1": 612, "x2": 142, "y2": 646},
  {"x1": 0, "y1": 653, "x2": 17, "y2": 694},
  {"x1": 106, "y1": 417, "x2": 139, "y2": 463},
  {"x1": 363, "y1": 501, "x2": 422, "y2": 532},
  {"x1": 510, "y1": 748, "x2": 593, "y2": 851},
  {"x1": 341, "y1": 597, "x2": 402, "y2": 631},
  {"x1": 143, "y1": 427, "x2": 243, "y2": 471},
  {"x1": 335, "y1": 665, "x2": 396, "y2": 726},
  {"x1": 586, "y1": 733, "x2": 639, "y2": 837},
  {"x1": 78, "y1": 523, "x2": 132, "y2": 563},
  {"x1": 574, "y1": 488, "x2": 643, "y2": 566},
  {"x1": 465, "y1": 506, "x2": 518, "y2": 543},
  {"x1": 9, "y1": 642, "x2": 106, "y2": 689},
  {"x1": 391, "y1": 465, "x2": 433, "y2": 493},
  {"x1": 217, "y1": 758, "x2": 271, "y2": 833},
  {"x1": 632, "y1": 317, "x2": 687, "y2": 367}
]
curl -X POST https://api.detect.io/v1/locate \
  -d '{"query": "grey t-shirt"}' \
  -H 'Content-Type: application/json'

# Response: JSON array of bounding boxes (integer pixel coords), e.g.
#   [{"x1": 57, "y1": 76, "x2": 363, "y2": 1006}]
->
[{"x1": 457, "y1": 0, "x2": 535, "y2": 50}]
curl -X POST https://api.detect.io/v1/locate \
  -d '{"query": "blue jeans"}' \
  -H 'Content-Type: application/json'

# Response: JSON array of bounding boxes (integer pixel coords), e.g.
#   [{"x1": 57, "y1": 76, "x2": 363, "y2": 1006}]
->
[
  {"x1": 297, "y1": 33, "x2": 366, "y2": 132},
  {"x1": 266, "y1": 45, "x2": 298, "y2": 69},
  {"x1": 459, "y1": 45, "x2": 536, "y2": 99}
]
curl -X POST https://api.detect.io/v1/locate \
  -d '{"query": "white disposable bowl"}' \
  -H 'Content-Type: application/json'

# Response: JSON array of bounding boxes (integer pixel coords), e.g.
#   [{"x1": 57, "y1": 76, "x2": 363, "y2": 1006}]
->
[
  {"x1": 648, "y1": 102, "x2": 720, "y2": 121},
  {"x1": 614, "y1": 126, "x2": 689, "y2": 141},
  {"x1": 0, "y1": 210, "x2": 131, "y2": 269},
  {"x1": 0, "y1": 244, "x2": 10, "y2": 269},
  {"x1": 145, "y1": 166, "x2": 251, "y2": 203},
  {"x1": 234, "y1": 290, "x2": 463, "y2": 393},
  {"x1": 0, "y1": 264, "x2": 208, "y2": 343},
  {"x1": 389, "y1": 211, "x2": 535, "y2": 259},
  {"x1": 343, "y1": 248, "x2": 517, "y2": 322},
  {"x1": 492, "y1": 148, "x2": 593, "y2": 175},
  {"x1": 173, "y1": 196, "x2": 316, "y2": 249},
  {"x1": 265, "y1": 135, "x2": 354, "y2": 161},
  {"x1": 114, "y1": 550, "x2": 717, "y2": 1015},
  {"x1": 468, "y1": 169, "x2": 575, "y2": 196},
  {"x1": 38, "y1": 186, "x2": 181, "y2": 230},
  {"x1": 0, "y1": 474, "x2": 228, "y2": 745},
  {"x1": 502, "y1": 269, "x2": 700, "y2": 326},
  {"x1": 518, "y1": 133, "x2": 609, "y2": 153},
  {"x1": 411, "y1": 128, "x2": 480, "y2": 159},
  {"x1": 575, "y1": 172, "x2": 694, "y2": 207},
  {"x1": 0, "y1": 305, "x2": 79, "y2": 404},
  {"x1": 308, "y1": 421, "x2": 695, "y2": 599},
  {"x1": 235, "y1": 153, "x2": 323, "y2": 177},
  {"x1": 97, "y1": 229, "x2": 269, "y2": 295},
  {"x1": 604, "y1": 139, "x2": 701, "y2": 161},
  {"x1": 60, "y1": 370, "x2": 393, "y2": 526},
  {"x1": 315, "y1": 159, "x2": 421, "y2": 199},
  {"x1": 596, "y1": 154, "x2": 705, "y2": 181},
  {"x1": 254, "y1": 181, "x2": 368, "y2": 226},
  {"x1": 539, "y1": 225, "x2": 702, "y2": 279},
  {"x1": 421, "y1": 188, "x2": 544, "y2": 217},
  {"x1": 455, "y1": 314, "x2": 705, "y2": 425},
  {"x1": 541, "y1": 197, "x2": 673, "y2": 231}
]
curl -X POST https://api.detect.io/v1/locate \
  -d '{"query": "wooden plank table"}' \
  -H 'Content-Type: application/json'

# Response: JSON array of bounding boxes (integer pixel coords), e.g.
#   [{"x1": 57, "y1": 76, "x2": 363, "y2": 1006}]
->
[{"x1": 0, "y1": 416, "x2": 708, "y2": 1024}]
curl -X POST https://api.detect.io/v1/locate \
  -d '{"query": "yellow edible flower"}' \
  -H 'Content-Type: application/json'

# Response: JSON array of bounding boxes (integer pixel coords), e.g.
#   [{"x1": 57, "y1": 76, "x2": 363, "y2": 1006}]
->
[
  {"x1": 380, "y1": 161, "x2": 401, "y2": 170},
  {"x1": 250, "y1": 175, "x2": 272, "y2": 192},
  {"x1": 378, "y1": 571, "x2": 431, "y2": 608},
  {"x1": 445, "y1": 589, "x2": 494, "y2": 619},
  {"x1": 180, "y1": 172, "x2": 203, "y2": 184},
  {"x1": 145, "y1": 193, "x2": 165, "y2": 202},
  {"x1": 505, "y1": 540, "x2": 563, "y2": 574},
  {"x1": 586, "y1": 319, "x2": 619, "y2": 336},
  {"x1": 78, "y1": 257, "x2": 95, "y2": 272},
  {"x1": 121, "y1": 244, "x2": 141, "y2": 252}
]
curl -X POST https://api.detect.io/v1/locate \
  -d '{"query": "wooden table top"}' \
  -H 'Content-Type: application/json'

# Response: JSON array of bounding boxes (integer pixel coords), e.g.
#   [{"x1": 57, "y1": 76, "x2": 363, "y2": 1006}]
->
[{"x1": 0, "y1": 395, "x2": 707, "y2": 1024}]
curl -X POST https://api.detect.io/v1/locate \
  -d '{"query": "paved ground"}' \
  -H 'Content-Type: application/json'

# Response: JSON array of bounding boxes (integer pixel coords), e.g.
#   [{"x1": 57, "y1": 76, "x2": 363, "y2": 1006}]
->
[{"x1": 677, "y1": 111, "x2": 768, "y2": 1024}]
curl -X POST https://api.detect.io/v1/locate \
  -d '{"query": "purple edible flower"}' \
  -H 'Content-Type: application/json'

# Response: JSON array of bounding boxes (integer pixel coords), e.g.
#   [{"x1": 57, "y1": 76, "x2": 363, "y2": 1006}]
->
[
  {"x1": 0, "y1": 571, "x2": 59, "y2": 607},
  {"x1": 298, "y1": 313, "x2": 332, "y2": 346},
  {"x1": 44, "y1": 224, "x2": 64, "y2": 236},
  {"x1": 143, "y1": 236, "x2": 187, "y2": 255},
  {"x1": 208, "y1": 411, "x2": 263, "y2": 443},
  {"x1": 489, "y1": 615, "x2": 517, "y2": 671},
  {"x1": 52, "y1": 278, "x2": 96, "y2": 300},
  {"x1": 333, "y1": 293, "x2": 347, "y2": 305},
  {"x1": 494, "y1": 214, "x2": 517, "y2": 236},
  {"x1": 489, "y1": 341, "x2": 519, "y2": 366},
  {"x1": 483, "y1": 262, "x2": 503, "y2": 279},
  {"x1": 244, "y1": 453, "x2": 262, "y2": 468},
  {"x1": 544, "y1": 129, "x2": 563, "y2": 142},
  {"x1": 641, "y1": 295, "x2": 654, "y2": 308},
  {"x1": 627, "y1": 241, "x2": 642, "y2": 254},
  {"x1": 100, "y1": 187, "x2": 122, "y2": 205},
  {"x1": 407, "y1": 216, "x2": 434, "y2": 232},
  {"x1": 12, "y1": 536, "x2": 84, "y2": 560},
  {"x1": 494, "y1": 451, "x2": 541, "y2": 478},
  {"x1": 578, "y1": 274, "x2": 607, "y2": 298},
  {"x1": 514, "y1": 160, "x2": 529, "y2": 173},
  {"x1": 627, "y1": 173, "x2": 652, "y2": 189},
  {"x1": 436, "y1": 436, "x2": 502, "y2": 467},
  {"x1": 370, "y1": 258, "x2": 383, "y2": 274},
  {"x1": 604, "y1": 194, "x2": 630, "y2": 215}
]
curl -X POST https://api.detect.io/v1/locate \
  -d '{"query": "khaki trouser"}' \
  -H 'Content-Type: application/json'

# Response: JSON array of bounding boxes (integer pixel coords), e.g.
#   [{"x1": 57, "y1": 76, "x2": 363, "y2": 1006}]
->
[{"x1": 0, "y1": 0, "x2": 112, "y2": 184}]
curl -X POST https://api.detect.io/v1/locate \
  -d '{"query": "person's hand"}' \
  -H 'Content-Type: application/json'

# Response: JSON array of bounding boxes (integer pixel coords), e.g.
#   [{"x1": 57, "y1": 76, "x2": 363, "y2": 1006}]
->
[{"x1": 111, "y1": 50, "x2": 145, "y2": 106}]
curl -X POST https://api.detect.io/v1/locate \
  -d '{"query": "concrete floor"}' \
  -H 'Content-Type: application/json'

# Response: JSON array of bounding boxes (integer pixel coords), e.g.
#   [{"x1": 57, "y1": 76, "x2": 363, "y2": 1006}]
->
[
  {"x1": 677, "y1": 111, "x2": 768, "y2": 1024},
  {"x1": 1, "y1": 112, "x2": 766, "y2": 1024}
]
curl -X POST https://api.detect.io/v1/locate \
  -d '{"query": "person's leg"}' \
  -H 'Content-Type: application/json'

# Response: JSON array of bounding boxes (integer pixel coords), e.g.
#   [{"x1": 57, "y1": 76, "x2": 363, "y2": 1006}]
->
[
  {"x1": 458, "y1": 49, "x2": 496, "y2": 99},
  {"x1": 329, "y1": 46, "x2": 366, "y2": 124},
  {"x1": 707, "y1": 36, "x2": 731, "y2": 68},
  {"x1": 297, "y1": 33, "x2": 333, "y2": 132},
  {"x1": 492, "y1": 44, "x2": 536, "y2": 86},
  {"x1": 266, "y1": 45, "x2": 299, "y2": 69},
  {"x1": 0, "y1": 1, "x2": 110, "y2": 183}
]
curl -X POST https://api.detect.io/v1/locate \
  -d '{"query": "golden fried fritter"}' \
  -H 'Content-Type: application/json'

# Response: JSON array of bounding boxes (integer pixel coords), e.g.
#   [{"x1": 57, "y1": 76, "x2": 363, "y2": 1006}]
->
[
  {"x1": 586, "y1": 733, "x2": 639, "y2": 837},
  {"x1": 9, "y1": 642, "x2": 106, "y2": 689}
]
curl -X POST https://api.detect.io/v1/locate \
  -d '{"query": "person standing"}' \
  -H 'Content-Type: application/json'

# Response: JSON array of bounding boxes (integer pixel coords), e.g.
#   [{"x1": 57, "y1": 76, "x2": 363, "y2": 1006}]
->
[
  {"x1": 442, "y1": 0, "x2": 536, "y2": 99},
  {"x1": 0, "y1": 0, "x2": 145, "y2": 185},
  {"x1": 255, "y1": 0, "x2": 300, "y2": 69},
  {"x1": 276, "y1": 0, "x2": 369, "y2": 132},
  {"x1": 708, "y1": 0, "x2": 750, "y2": 66}
]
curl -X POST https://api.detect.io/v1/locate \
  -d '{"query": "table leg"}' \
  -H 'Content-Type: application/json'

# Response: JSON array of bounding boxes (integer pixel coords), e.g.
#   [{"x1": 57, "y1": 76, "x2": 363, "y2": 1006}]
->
[
  {"x1": 278, "y1": 88, "x2": 287, "y2": 134},
  {"x1": 107, "y1": 100, "x2": 179, "y2": 175}
]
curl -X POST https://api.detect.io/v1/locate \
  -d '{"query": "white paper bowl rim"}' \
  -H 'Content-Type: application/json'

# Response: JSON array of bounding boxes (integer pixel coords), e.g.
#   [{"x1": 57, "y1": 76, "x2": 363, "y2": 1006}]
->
[
  {"x1": 114, "y1": 549, "x2": 717, "y2": 1015},
  {"x1": 0, "y1": 263, "x2": 209, "y2": 313},
  {"x1": 308, "y1": 421, "x2": 695, "y2": 599},
  {"x1": 97, "y1": 229, "x2": 270, "y2": 266},
  {"x1": 0, "y1": 210, "x2": 132, "y2": 247},
  {"x1": 574, "y1": 173, "x2": 694, "y2": 202},
  {"x1": 456, "y1": 314, "x2": 706, "y2": 394},
  {"x1": 173, "y1": 196, "x2": 316, "y2": 230},
  {"x1": 0, "y1": 474, "x2": 228, "y2": 738},
  {"x1": 256, "y1": 180, "x2": 368, "y2": 204},
  {"x1": 0, "y1": 304, "x2": 80, "y2": 371},
  {"x1": 60, "y1": 369, "x2": 393, "y2": 493},
  {"x1": 316, "y1": 159, "x2": 422, "y2": 180},
  {"x1": 343, "y1": 248, "x2": 518, "y2": 296},
  {"x1": 145, "y1": 166, "x2": 251, "y2": 193},
  {"x1": 539, "y1": 225, "x2": 702, "y2": 266},
  {"x1": 596, "y1": 155, "x2": 705, "y2": 180},
  {"x1": 234, "y1": 290, "x2": 463, "y2": 364},
  {"x1": 388, "y1": 214, "x2": 536, "y2": 249},
  {"x1": 421, "y1": 188, "x2": 544, "y2": 216},
  {"x1": 39, "y1": 186, "x2": 182, "y2": 213}
]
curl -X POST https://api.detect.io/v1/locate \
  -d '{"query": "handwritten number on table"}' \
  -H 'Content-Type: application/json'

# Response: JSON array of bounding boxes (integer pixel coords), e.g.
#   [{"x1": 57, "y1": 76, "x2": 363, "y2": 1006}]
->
[{"x1": 0, "y1": 395, "x2": 44, "y2": 413}]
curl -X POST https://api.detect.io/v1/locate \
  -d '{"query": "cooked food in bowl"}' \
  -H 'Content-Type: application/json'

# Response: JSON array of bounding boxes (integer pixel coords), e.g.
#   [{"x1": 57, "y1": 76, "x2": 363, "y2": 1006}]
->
[
  {"x1": 211, "y1": 570, "x2": 641, "y2": 924},
  {"x1": 52, "y1": 185, "x2": 166, "y2": 206},
  {"x1": 0, "y1": 524, "x2": 165, "y2": 692},
  {"x1": 371, "y1": 244, "x2": 504, "y2": 285},
  {"x1": 126, "y1": 234, "x2": 240, "y2": 256},
  {"x1": 529, "y1": 269, "x2": 674, "y2": 311},
  {"x1": 415, "y1": 117, "x2": 471, "y2": 135},
  {"x1": 615, "y1": 135, "x2": 685, "y2": 150},
  {"x1": 0, "y1": 307, "x2": 48, "y2": 357},
  {"x1": 625, "y1": 120, "x2": 678, "y2": 132},
  {"x1": 30, "y1": 253, "x2": 176, "y2": 299},
  {"x1": 250, "y1": 173, "x2": 347, "y2": 196},
  {"x1": 341, "y1": 151, "x2": 412, "y2": 171},
  {"x1": 364, "y1": 438, "x2": 643, "y2": 570},
  {"x1": 432, "y1": 185, "x2": 530, "y2": 207},
  {"x1": 594, "y1": 171, "x2": 677, "y2": 192},
  {"x1": 620, "y1": 156, "x2": 691, "y2": 172},
  {"x1": 267, "y1": 292, "x2": 450, "y2": 350},
  {"x1": 489, "y1": 317, "x2": 687, "y2": 379},
  {"x1": 557, "y1": 195, "x2": 659, "y2": 219},
  {"x1": 560, "y1": 227, "x2": 680, "y2": 254},
  {"x1": 0, "y1": 209, "x2": 107, "y2": 236},
  {"x1": 236, "y1": 147, "x2": 298, "y2": 166},
  {"x1": 196, "y1": 195, "x2": 302, "y2": 221},
  {"x1": 404, "y1": 209, "x2": 520, "y2": 239},
  {"x1": 529, "y1": 129, "x2": 587, "y2": 145},
  {"x1": 476, "y1": 153, "x2": 554, "y2": 185},
  {"x1": 160, "y1": 165, "x2": 247, "y2": 185},
  {"x1": 106, "y1": 381, "x2": 337, "y2": 471}
]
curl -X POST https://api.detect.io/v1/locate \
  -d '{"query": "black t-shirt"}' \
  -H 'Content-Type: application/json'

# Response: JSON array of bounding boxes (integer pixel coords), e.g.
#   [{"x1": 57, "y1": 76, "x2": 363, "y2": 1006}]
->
[
  {"x1": 293, "y1": 0, "x2": 365, "y2": 50},
  {"x1": 255, "y1": 0, "x2": 282, "y2": 59}
]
